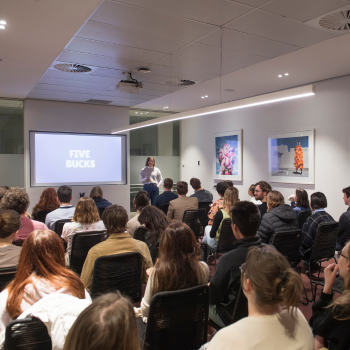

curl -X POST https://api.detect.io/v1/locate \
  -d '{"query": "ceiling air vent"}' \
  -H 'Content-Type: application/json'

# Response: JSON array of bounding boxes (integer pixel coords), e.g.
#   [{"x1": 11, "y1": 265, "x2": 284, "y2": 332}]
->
[
  {"x1": 54, "y1": 63, "x2": 92, "y2": 73},
  {"x1": 319, "y1": 10, "x2": 350, "y2": 31},
  {"x1": 85, "y1": 99, "x2": 113, "y2": 105},
  {"x1": 164, "y1": 78, "x2": 196, "y2": 86}
]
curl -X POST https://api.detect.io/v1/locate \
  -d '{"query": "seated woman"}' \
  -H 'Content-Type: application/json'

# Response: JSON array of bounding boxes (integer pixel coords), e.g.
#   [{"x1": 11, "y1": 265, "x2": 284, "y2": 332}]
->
[
  {"x1": 137, "y1": 206, "x2": 171, "y2": 263},
  {"x1": 127, "y1": 191, "x2": 150, "y2": 238},
  {"x1": 0, "y1": 229, "x2": 91, "y2": 332},
  {"x1": 31, "y1": 187, "x2": 60, "y2": 221},
  {"x1": 62, "y1": 197, "x2": 105, "y2": 264},
  {"x1": 290, "y1": 188, "x2": 311, "y2": 218},
  {"x1": 89, "y1": 186, "x2": 112, "y2": 212},
  {"x1": 207, "y1": 182, "x2": 231, "y2": 226},
  {"x1": 0, "y1": 210, "x2": 21, "y2": 268},
  {"x1": 207, "y1": 245, "x2": 313, "y2": 350},
  {"x1": 310, "y1": 240, "x2": 350, "y2": 350},
  {"x1": 258, "y1": 190, "x2": 299, "y2": 244},
  {"x1": 139, "y1": 222, "x2": 209, "y2": 332},
  {"x1": 63, "y1": 292, "x2": 140, "y2": 350},
  {"x1": 203, "y1": 187, "x2": 239, "y2": 249}
]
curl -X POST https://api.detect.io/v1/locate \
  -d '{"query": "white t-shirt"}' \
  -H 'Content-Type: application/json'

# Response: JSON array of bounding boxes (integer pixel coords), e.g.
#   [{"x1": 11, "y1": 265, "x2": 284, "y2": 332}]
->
[
  {"x1": 207, "y1": 308, "x2": 313, "y2": 350},
  {"x1": 250, "y1": 197, "x2": 262, "y2": 205}
]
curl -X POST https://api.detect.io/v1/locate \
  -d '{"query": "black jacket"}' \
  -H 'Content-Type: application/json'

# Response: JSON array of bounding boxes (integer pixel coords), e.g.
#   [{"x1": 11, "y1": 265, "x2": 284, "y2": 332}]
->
[
  {"x1": 338, "y1": 207, "x2": 350, "y2": 248},
  {"x1": 257, "y1": 204, "x2": 299, "y2": 244},
  {"x1": 93, "y1": 197, "x2": 112, "y2": 209},
  {"x1": 153, "y1": 191, "x2": 178, "y2": 210},
  {"x1": 209, "y1": 236, "x2": 262, "y2": 326}
]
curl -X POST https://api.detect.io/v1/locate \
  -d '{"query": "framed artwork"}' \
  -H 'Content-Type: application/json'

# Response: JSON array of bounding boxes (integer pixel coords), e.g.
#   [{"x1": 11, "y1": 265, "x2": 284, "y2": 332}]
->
[
  {"x1": 213, "y1": 129, "x2": 242, "y2": 181},
  {"x1": 268, "y1": 129, "x2": 315, "y2": 184}
]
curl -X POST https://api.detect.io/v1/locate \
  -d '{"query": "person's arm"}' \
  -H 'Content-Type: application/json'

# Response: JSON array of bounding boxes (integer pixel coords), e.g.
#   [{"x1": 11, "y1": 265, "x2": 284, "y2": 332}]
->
[
  {"x1": 61, "y1": 223, "x2": 72, "y2": 243},
  {"x1": 0, "y1": 290, "x2": 11, "y2": 333},
  {"x1": 141, "y1": 270, "x2": 154, "y2": 319},
  {"x1": 210, "y1": 211, "x2": 223, "y2": 238},
  {"x1": 139, "y1": 169, "x2": 149, "y2": 184},
  {"x1": 157, "y1": 169, "x2": 163, "y2": 188},
  {"x1": 301, "y1": 217, "x2": 314, "y2": 250},
  {"x1": 167, "y1": 202, "x2": 175, "y2": 220},
  {"x1": 337, "y1": 213, "x2": 350, "y2": 246},
  {"x1": 80, "y1": 249, "x2": 99, "y2": 293}
]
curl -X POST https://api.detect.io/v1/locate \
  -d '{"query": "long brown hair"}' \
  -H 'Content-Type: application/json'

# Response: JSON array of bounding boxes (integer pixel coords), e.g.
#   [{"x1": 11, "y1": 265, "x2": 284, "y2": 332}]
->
[
  {"x1": 295, "y1": 188, "x2": 309, "y2": 208},
  {"x1": 223, "y1": 186, "x2": 239, "y2": 212},
  {"x1": 241, "y1": 245, "x2": 303, "y2": 318},
  {"x1": 32, "y1": 187, "x2": 60, "y2": 214},
  {"x1": 73, "y1": 197, "x2": 100, "y2": 224},
  {"x1": 152, "y1": 222, "x2": 206, "y2": 295},
  {"x1": 6, "y1": 229, "x2": 85, "y2": 319},
  {"x1": 64, "y1": 292, "x2": 141, "y2": 350},
  {"x1": 138, "y1": 206, "x2": 170, "y2": 236}
]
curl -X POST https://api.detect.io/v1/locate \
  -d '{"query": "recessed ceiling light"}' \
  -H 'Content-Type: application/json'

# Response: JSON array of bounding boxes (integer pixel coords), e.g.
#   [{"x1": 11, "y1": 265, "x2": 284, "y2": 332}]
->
[
  {"x1": 135, "y1": 112, "x2": 138, "y2": 114},
  {"x1": 138, "y1": 68, "x2": 151, "y2": 74},
  {"x1": 205, "y1": 95, "x2": 208, "y2": 98},
  {"x1": 0, "y1": 25, "x2": 5, "y2": 30},
  {"x1": 201, "y1": 96, "x2": 204, "y2": 99},
  {"x1": 163, "y1": 106, "x2": 169, "y2": 109},
  {"x1": 285, "y1": 73, "x2": 289, "y2": 76},
  {"x1": 0, "y1": 21, "x2": 6, "y2": 25},
  {"x1": 278, "y1": 75, "x2": 282, "y2": 78},
  {"x1": 141, "y1": 113, "x2": 143, "y2": 114}
]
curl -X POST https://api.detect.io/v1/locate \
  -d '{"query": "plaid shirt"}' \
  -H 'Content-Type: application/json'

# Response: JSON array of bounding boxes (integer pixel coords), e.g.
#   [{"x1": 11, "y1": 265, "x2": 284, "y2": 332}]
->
[{"x1": 301, "y1": 210, "x2": 335, "y2": 250}]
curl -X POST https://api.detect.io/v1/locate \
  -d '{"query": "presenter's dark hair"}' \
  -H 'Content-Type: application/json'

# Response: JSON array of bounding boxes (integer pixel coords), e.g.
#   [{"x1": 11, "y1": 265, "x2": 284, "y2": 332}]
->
[
  {"x1": 190, "y1": 178, "x2": 201, "y2": 191},
  {"x1": 145, "y1": 156, "x2": 155, "y2": 167},
  {"x1": 90, "y1": 186, "x2": 103, "y2": 199},
  {"x1": 102, "y1": 205, "x2": 128, "y2": 234},
  {"x1": 57, "y1": 185, "x2": 72, "y2": 203},
  {"x1": 1, "y1": 188, "x2": 30, "y2": 215},
  {"x1": 0, "y1": 186, "x2": 10, "y2": 201},
  {"x1": 310, "y1": 192, "x2": 327, "y2": 210},
  {"x1": 343, "y1": 186, "x2": 350, "y2": 199},
  {"x1": 134, "y1": 191, "x2": 149, "y2": 211},
  {"x1": 163, "y1": 178, "x2": 173, "y2": 190},
  {"x1": 230, "y1": 201, "x2": 260, "y2": 237},
  {"x1": 176, "y1": 181, "x2": 188, "y2": 195},
  {"x1": 295, "y1": 188, "x2": 309, "y2": 208},
  {"x1": 0, "y1": 210, "x2": 21, "y2": 239}
]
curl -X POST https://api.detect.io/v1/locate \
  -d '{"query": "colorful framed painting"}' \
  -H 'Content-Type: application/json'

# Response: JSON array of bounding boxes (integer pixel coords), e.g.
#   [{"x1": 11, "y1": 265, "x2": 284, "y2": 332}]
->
[
  {"x1": 268, "y1": 129, "x2": 315, "y2": 184},
  {"x1": 213, "y1": 130, "x2": 242, "y2": 181}
]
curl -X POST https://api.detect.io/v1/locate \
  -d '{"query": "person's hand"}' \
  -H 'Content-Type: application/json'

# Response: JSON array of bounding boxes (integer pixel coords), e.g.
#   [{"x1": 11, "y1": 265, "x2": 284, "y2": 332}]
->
[
  {"x1": 146, "y1": 177, "x2": 150, "y2": 182},
  {"x1": 323, "y1": 263, "x2": 339, "y2": 294}
]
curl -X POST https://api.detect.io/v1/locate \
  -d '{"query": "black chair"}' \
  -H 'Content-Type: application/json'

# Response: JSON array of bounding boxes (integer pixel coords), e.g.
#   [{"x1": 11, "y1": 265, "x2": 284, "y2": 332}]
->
[
  {"x1": 298, "y1": 211, "x2": 312, "y2": 230},
  {"x1": 303, "y1": 222, "x2": 339, "y2": 303},
  {"x1": 198, "y1": 202, "x2": 212, "y2": 216},
  {"x1": 134, "y1": 226, "x2": 148, "y2": 242},
  {"x1": 182, "y1": 209, "x2": 207, "y2": 240},
  {"x1": 98, "y1": 207, "x2": 105, "y2": 219},
  {"x1": 272, "y1": 229, "x2": 302, "y2": 268},
  {"x1": 53, "y1": 219, "x2": 72, "y2": 238},
  {"x1": 161, "y1": 203, "x2": 169, "y2": 215},
  {"x1": 91, "y1": 252, "x2": 142, "y2": 302},
  {"x1": 70, "y1": 231, "x2": 107, "y2": 276},
  {"x1": 142, "y1": 285, "x2": 209, "y2": 350},
  {"x1": 315, "y1": 276, "x2": 344, "y2": 295},
  {"x1": 4, "y1": 316, "x2": 52, "y2": 350},
  {"x1": 12, "y1": 240, "x2": 24, "y2": 247},
  {"x1": 0, "y1": 266, "x2": 17, "y2": 292},
  {"x1": 32, "y1": 209, "x2": 53, "y2": 224}
]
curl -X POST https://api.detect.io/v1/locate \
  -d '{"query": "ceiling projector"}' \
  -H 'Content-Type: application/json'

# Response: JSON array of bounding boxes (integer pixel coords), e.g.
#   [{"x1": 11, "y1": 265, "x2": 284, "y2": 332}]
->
[{"x1": 116, "y1": 72, "x2": 143, "y2": 93}]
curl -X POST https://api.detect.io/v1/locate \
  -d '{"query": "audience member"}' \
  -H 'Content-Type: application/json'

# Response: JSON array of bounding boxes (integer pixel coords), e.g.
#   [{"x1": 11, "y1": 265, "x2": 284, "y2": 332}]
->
[
  {"x1": 248, "y1": 184, "x2": 261, "y2": 205},
  {"x1": 0, "y1": 188, "x2": 47, "y2": 241},
  {"x1": 167, "y1": 181, "x2": 198, "y2": 221},
  {"x1": 203, "y1": 187, "x2": 239, "y2": 250},
  {"x1": 190, "y1": 177, "x2": 213, "y2": 203},
  {"x1": 291, "y1": 188, "x2": 311, "y2": 218},
  {"x1": 208, "y1": 245, "x2": 313, "y2": 350},
  {"x1": 32, "y1": 187, "x2": 60, "y2": 221},
  {"x1": 0, "y1": 186, "x2": 10, "y2": 205},
  {"x1": 81, "y1": 205, "x2": 152, "y2": 292},
  {"x1": 0, "y1": 210, "x2": 21, "y2": 268},
  {"x1": 62, "y1": 197, "x2": 106, "y2": 264},
  {"x1": 153, "y1": 178, "x2": 178, "y2": 210},
  {"x1": 138, "y1": 206, "x2": 171, "y2": 263},
  {"x1": 127, "y1": 190, "x2": 149, "y2": 238},
  {"x1": 258, "y1": 191, "x2": 298, "y2": 244},
  {"x1": 310, "y1": 240, "x2": 350, "y2": 350},
  {"x1": 0, "y1": 229, "x2": 91, "y2": 332},
  {"x1": 45, "y1": 185, "x2": 75, "y2": 230},
  {"x1": 208, "y1": 201, "x2": 261, "y2": 328},
  {"x1": 254, "y1": 181, "x2": 272, "y2": 217},
  {"x1": 89, "y1": 186, "x2": 112, "y2": 210},
  {"x1": 139, "y1": 222, "x2": 209, "y2": 333},
  {"x1": 207, "y1": 181, "x2": 231, "y2": 225},
  {"x1": 64, "y1": 292, "x2": 141, "y2": 350},
  {"x1": 337, "y1": 186, "x2": 350, "y2": 250},
  {"x1": 300, "y1": 192, "x2": 335, "y2": 261}
]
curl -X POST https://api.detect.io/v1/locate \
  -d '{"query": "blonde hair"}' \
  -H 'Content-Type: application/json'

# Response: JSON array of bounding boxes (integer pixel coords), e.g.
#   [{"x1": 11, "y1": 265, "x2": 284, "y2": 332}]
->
[
  {"x1": 223, "y1": 187, "x2": 239, "y2": 212},
  {"x1": 72, "y1": 197, "x2": 100, "y2": 224},
  {"x1": 267, "y1": 191, "x2": 284, "y2": 212}
]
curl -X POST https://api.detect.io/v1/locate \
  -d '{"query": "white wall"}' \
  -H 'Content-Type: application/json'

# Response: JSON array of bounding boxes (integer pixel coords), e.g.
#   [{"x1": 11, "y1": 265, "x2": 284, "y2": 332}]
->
[
  {"x1": 181, "y1": 75, "x2": 350, "y2": 220},
  {"x1": 0, "y1": 155, "x2": 24, "y2": 187},
  {"x1": 24, "y1": 99, "x2": 130, "y2": 214}
]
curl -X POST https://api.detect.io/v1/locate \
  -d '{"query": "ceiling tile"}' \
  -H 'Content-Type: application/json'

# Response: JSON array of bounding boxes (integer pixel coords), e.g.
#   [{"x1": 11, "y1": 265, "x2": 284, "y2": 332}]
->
[
  {"x1": 175, "y1": 43, "x2": 221, "y2": 63},
  {"x1": 27, "y1": 90, "x2": 94, "y2": 100},
  {"x1": 224, "y1": 10, "x2": 337, "y2": 47},
  {"x1": 110, "y1": 0, "x2": 252, "y2": 26},
  {"x1": 90, "y1": 1, "x2": 216, "y2": 42},
  {"x1": 91, "y1": 67, "x2": 127, "y2": 79},
  {"x1": 232, "y1": 0, "x2": 271, "y2": 7},
  {"x1": 222, "y1": 49, "x2": 267, "y2": 67},
  {"x1": 37, "y1": 77, "x2": 110, "y2": 90},
  {"x1": 66, "y1": 38, "x2": 168, "y2": 63},
  {"x1": 33, "y1": 84, "x2": 104, "y2": 95},
  {"x1": 141, "y1": 82, "x2": 185, "y2": 92},
  {"x1": 261, "y1": 0, "x2": 348, "y2": 23},
  {"x1": 105, "y1": 86, "x2": 168, "y2": 97},
  {"x1": 78, "y1": 21, "x2": 188, "y2": 54}
]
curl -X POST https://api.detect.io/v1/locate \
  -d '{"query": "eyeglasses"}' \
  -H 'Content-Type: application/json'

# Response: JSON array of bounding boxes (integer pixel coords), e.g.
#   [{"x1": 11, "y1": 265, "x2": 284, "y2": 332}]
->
[
  {"x1": 239, "y1": 263, "x2": 245, "y2": 274},
  {"x1": 339, "y1": 252, "x2": 348, "y2": 260}
]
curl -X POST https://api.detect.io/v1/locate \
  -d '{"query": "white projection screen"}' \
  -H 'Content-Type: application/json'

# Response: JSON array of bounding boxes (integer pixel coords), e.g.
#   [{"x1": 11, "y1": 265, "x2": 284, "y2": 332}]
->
[{"x1": 30, "y1": 131, "x2": 127, "y2": 187}]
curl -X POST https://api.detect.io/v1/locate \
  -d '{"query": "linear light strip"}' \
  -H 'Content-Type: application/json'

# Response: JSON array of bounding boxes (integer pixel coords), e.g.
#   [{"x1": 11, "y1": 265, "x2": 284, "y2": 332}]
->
[{"x1": 112, "y1": 85, "x2": 315, "y2": 134}]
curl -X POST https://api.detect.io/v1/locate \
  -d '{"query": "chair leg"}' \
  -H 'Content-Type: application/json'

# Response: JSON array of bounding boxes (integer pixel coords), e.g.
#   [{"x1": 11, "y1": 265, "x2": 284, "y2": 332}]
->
[{"x1": 214, "y1": 252, "x2": 217, "y2": 271}]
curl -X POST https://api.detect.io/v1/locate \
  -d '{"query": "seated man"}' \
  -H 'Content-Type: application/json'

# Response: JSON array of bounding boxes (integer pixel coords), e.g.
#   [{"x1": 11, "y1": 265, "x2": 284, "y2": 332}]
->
[
  {"x1": 153, "y1": 178, "x2": 178, "y2": 210},
  {"x1": 337, "y1": 186, "x2": 350, "y2": 250},
  {"x1": 209, "y1": 201, "x2": 261, "y2": 328},
  {"x1": 254, "y1": 181, "x2": 272, "y2": 217},
  {"x1": 189, "y1": 178, "x2": 213, "y2": 203},
  {"x1": 45, "y1": 185, "x2": 75, "y2": 230},
  {"x1": 80, "y1": 205, "x2": 153, "y2": 292},
  {"x1": 167, "y1": 181, "x2": 198, "y2": 222}
]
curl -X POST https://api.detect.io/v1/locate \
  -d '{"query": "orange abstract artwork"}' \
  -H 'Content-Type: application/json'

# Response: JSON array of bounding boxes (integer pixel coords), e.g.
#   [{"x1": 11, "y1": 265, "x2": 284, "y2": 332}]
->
[{"x1": 294, "y1": 143, "x2": 304, "y2": 172}]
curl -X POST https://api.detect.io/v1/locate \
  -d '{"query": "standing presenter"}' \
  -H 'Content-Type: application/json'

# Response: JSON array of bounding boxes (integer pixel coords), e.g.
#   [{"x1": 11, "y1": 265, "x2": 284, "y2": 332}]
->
[{"x1": 140, "y1": 156, "x2": 163, "y2": 205}]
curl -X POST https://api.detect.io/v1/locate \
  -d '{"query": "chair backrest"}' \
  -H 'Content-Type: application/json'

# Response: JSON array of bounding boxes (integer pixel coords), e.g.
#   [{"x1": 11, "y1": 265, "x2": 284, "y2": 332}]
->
[
  {"x1": 217, "y1": 218, "x2": 236, "y2": 253},
  {"x1": 298, "y1": 211, "x2": 312, "y2": 229},
  {"x1": 53, "y1": 219, "x2": 72, "y2": 237},
  {"x1": 70, "y1": 231, "x2": 108, "y2": 276},
  {"x1": 161, "y1": 203, "x2": 169, "y2": 215},
  {"x1": 5, "y1": 316, "x2": 52, "y2": 350},
  {"x1": 198, "y1": 202, "x2": 212, "y2": 216},
  {"x1": 12, "y1": 240, "x2": 24, "y2": 247},
  {"x1": 0, "y1": 266, "x2": 17, "y2": 292},
  {"x1": 310, "y1": 222, "x2": 339, "y2": 262},
  {"x1": 232, "y1": 287, "x2": 248, "y2": 324},
  {"x1": 143, "y1": 284, "x2": 209, "y2": 350},
  {"x1": 182, "y1": 209, "x2": 207, "y2": 239},
  {"x1": 33, "y1": 209, "x2": 53, "y2": 224},
  {"x1": 91, "y1": 252, "x2": 142, "y2": 302},
  {"x1": 134, "y1": 226, "x2": 148, "y2": 242},
  {"x1": 272, "y1": 229, "x2": 302, "y2": 267},
  {"x1": 98, "y1": 207, "x2": 105, "y2": 219}
]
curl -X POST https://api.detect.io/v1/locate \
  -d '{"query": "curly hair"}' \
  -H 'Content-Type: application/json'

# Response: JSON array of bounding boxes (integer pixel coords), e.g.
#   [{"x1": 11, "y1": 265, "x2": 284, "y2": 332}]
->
[
  {"x1": 32, "y1": 188, "x2": 60, "y2": 214},
  {"x1": 1, "y1": 188, "x2": 30, "y2": 215}
]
